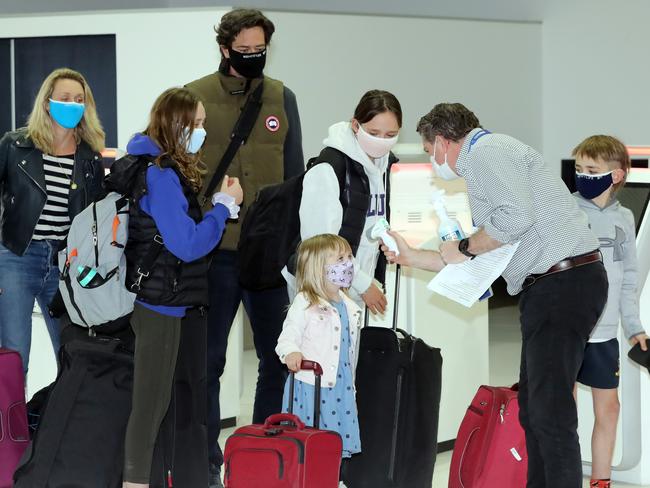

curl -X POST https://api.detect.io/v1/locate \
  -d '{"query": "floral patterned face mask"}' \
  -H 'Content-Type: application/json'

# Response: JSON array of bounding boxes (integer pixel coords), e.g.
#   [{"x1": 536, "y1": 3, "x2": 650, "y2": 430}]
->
[{"x1": 325, "y1": 260, "x2": 354, "y2": 288}]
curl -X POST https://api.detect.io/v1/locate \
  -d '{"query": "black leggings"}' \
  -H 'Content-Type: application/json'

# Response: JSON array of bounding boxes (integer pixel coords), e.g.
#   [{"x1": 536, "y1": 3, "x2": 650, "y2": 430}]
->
[{"x1": 123, "y1": 304, "x2": 182, "y2": 483}]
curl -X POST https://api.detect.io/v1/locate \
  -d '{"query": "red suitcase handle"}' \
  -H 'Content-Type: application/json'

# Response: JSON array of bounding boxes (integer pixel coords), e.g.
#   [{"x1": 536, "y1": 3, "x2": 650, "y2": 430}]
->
[
  {"x1": 264, "y1": 413, "x2": 305, "y2": 430},
  {"x1": 298, "y1": 359, "x2": 323, "y2": 376}
]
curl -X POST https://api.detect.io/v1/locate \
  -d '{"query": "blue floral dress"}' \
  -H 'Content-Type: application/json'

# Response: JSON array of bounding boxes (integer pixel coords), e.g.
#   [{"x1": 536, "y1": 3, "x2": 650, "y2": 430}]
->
[{"x1": 281, "y1": 299, "x2": 361, "y2": 457}]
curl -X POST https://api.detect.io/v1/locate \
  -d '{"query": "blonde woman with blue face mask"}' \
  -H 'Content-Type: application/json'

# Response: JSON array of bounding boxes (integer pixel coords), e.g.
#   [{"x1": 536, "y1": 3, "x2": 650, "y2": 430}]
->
[
  {"x1": 0, "y1": 67, "x2": 105, "y2": 374},
  {"x1": 296, "y1": 90, "x2": 402, "y2": 315}
]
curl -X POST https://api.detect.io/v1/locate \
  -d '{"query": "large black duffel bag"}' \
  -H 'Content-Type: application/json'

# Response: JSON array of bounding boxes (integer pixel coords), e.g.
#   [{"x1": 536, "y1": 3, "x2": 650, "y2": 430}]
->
[{"x1": 14, "y1": 320, "x2": 134, "y2": 488}]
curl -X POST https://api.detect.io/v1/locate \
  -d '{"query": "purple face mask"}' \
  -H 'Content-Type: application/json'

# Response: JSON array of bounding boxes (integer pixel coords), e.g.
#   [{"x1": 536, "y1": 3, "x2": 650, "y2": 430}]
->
[{"x1": 325, "y1": 260, "x2": 354, "y2": 288}]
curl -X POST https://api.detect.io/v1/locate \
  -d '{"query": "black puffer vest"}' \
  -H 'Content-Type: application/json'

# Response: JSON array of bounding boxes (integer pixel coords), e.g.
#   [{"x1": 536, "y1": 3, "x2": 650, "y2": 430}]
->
[
  {"x1": 309, "y1": 147, "x2": 396, "y2": 285},
  {"x1": 105, "y1": 155, "x2": 209, "y2": 307}
]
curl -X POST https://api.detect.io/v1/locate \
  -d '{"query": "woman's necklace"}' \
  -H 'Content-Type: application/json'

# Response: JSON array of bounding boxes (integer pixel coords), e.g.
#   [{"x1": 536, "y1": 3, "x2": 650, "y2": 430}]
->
[{"x1": 49, "y1": 149, "x2": 78, "y2": 190}]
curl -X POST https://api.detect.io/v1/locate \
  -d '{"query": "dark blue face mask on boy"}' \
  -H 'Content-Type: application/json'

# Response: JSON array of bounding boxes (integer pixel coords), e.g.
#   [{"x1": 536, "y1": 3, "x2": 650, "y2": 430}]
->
[{"x1": 575, "y1": 171, "x2": 613, "y2": 199}]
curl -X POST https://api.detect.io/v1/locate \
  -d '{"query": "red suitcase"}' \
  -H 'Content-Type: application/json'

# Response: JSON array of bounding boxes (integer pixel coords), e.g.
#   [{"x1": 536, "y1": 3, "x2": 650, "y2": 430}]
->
[
  {"x1": 224, "y1": 360, "x2": 342, "y2": 488},
  {"x1": 0, "y1": 348, "x2": 29, "y2": 488},
  {"x1": 448, "y1": 385, "x2": 527, "y2": 488}
]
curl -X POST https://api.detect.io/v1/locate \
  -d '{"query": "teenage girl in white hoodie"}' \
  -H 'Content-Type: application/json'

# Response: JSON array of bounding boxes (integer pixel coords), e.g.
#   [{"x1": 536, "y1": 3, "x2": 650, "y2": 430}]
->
[{"x1": 299, "y1": 90, "x2": 402, "y2": 314}]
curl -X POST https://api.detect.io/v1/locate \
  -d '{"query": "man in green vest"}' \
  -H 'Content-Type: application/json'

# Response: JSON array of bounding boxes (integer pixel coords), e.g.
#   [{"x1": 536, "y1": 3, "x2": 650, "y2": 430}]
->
[{"x1": 186, "y1": 9, "x2": 304, "y2": 487}]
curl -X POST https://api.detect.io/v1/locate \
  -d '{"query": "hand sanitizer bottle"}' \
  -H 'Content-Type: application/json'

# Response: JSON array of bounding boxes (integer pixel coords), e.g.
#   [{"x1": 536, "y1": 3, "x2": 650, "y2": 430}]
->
[{"x1": 432, "y1": 188, "x2": 465, "y2": 242}]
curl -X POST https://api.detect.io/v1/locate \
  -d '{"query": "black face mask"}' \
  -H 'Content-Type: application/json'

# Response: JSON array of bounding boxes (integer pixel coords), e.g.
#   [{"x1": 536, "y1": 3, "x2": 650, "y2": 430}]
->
[{"x1": 228, "y1": 48, "x2": 266, "y2": 79}]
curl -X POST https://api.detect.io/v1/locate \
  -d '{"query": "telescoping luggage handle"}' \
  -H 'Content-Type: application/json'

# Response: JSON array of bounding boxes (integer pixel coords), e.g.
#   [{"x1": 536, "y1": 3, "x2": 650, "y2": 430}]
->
[{"x1": 265, "y1": 360, "x2": 324, "y2": 430}]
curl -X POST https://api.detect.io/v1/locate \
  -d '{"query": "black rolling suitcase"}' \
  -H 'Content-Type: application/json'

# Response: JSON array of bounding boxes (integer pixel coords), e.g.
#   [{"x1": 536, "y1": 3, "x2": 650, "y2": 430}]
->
[{"x1": 342, "y1": 264, "x2": 443, "y2": 488}]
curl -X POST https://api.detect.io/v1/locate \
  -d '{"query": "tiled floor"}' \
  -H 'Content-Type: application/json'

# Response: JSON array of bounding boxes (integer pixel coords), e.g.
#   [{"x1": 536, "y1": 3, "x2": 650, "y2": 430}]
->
[{"x1": 219, "y1": 303, "x2": 650, "y2": 487}]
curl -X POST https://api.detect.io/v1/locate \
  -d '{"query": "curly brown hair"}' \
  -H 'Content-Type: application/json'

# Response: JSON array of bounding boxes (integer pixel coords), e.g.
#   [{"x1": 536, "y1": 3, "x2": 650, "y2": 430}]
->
[
  {"x1": 215, "y1": 9, "x2": 275, "y2": 72},
  {"x1": 144, "y1": 87, "x2": 206, "y2": 193}
]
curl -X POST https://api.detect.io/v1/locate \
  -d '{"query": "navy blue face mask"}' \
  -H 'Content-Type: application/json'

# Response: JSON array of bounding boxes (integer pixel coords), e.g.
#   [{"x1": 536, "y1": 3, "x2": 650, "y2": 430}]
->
[{"x1": 575, "y1": 171, "x2": 613, "y2": 199}]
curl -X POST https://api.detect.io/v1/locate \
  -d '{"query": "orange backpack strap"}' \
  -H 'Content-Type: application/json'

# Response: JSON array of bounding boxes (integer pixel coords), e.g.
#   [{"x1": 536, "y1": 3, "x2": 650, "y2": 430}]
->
[{"x1": 65, "y1": 248, "x2": 78, "y2": 267}]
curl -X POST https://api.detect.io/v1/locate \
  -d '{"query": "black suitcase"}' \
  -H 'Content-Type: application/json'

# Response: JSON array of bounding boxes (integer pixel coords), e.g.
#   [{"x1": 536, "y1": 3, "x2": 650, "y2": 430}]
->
[
  {"x1": 14, "y1": 323, "x2": 134, "y2": 488},
  {"x1": 342, "y1": 264, "x2": 443, "y2": 488}
]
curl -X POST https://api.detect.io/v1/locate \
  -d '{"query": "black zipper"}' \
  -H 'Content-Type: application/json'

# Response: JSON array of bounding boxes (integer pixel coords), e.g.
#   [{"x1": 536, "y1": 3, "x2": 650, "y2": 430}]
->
[
  {"x1": 17, "y1": 159, "x2": 47, "y2": 196},
  {"x1": 91, "y1": 202, "x2": 99, "y2": 267},
  {"x1": 226, "y1": 447, "x2": 285, "y2": 480},
  {"x1": 63, "y1": 274, "x2": 89, "y2": 326},
  {"x1": 16, "y1": 161, "x2": 46, "y2": 252},
  {"x1": 172, "y1": 260, "x2": 183, "y2": 293},
  {"x1": 468, "y1": 405, "x2": 485, "y2": 416},
  {"x1": 388, "y1": 370, "x2": 404, "y2": 482},
  {"x1": 229, "y1": 433, "x2": 305, "y2": 463}
]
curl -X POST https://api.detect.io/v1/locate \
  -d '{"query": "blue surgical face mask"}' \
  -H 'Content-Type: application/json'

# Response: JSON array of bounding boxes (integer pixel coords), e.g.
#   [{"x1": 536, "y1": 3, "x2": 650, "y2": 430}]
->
[
  {"x1": 184, "y1": 127, "x2": 207, "y2": 154},
  {"x1": 49, "y1": 99, "x2": 85, "y2": 129},
  {"x1": 575, "y1": 171, "x2": 613, "y2": 199}
]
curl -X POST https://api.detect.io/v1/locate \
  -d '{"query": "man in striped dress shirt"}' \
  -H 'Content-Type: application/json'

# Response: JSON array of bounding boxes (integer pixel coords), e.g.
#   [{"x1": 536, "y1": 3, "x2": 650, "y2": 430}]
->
[{"x1": 385, "y1": 103, "x2": 608, "y2": 488}]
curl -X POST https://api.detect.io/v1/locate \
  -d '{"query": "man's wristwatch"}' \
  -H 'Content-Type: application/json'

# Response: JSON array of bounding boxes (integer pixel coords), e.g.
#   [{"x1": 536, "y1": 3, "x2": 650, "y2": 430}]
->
[{"x1": 458, "y1": 238, "x2": 477, "y2": 260}]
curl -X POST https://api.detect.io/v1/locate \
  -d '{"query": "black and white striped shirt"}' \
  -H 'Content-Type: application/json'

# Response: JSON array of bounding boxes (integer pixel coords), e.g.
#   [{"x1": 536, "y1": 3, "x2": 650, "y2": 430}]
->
[
  {"x1": 33, "y1": 154, "x2": 74, "y2": 241},
  {"x1": 456, "y1": 128, "x2": 599, "y2": 294}
]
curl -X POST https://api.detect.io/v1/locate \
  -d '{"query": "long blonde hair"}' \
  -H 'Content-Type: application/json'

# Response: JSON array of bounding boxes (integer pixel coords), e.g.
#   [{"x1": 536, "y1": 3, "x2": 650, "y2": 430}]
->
[
  {"x1": 296, "y1": 234, "x2": 352, "y2": 307},
  {"x1": 144, "y1": 87, "x2": 207, "y2": 193},
  {"x1": 27, "y1": 68, "x2": 105, "y2": 154}
]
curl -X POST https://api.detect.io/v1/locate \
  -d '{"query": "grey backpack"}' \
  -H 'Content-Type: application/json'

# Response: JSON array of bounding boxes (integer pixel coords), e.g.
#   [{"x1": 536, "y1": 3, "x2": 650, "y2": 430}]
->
[{"x1": 58, "y1": 192, "x2": 146, "y2": 327}]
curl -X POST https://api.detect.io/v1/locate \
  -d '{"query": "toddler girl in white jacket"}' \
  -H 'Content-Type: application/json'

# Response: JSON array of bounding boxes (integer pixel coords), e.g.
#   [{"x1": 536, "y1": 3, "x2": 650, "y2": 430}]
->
[{"x1": 276, "y1": 234, "x2": 363, "y2": 460}]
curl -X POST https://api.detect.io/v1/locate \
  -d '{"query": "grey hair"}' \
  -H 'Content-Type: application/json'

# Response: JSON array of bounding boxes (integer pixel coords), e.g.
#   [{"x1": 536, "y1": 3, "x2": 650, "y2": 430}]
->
[{"x1": 417, "y1": 103, "x2": 481, "y2": 142}]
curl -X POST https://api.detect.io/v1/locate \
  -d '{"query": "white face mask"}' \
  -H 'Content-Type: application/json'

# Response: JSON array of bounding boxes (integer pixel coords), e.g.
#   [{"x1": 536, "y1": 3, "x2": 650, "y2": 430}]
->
[
  {"x1": 184, "y1": 127, "x2": 207, "y2": 154},
  {"x1": 430, "y1": 138, "x2": 459, "y2": 181},
  {"x1": 356, "y1": 123, "x2": 399, "y2": 158}
]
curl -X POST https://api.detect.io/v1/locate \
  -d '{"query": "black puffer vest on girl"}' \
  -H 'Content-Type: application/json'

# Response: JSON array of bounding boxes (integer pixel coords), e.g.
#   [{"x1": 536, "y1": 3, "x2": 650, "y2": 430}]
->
[{"x1": 105, "y1": 155, "x2": 209, "y2": 307}]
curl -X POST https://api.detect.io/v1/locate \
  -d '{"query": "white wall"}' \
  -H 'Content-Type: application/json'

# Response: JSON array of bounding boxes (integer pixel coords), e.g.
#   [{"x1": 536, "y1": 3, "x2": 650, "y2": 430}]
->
[
  {"x1": 0, "y1": 8, "x2": 542, "y2": 159},
  {"x1": 265, "y1": 11, "x2": 542, "y2": 158},
  {"x1": 542, "y1": 0, "x2": 650, "y2": 170}
]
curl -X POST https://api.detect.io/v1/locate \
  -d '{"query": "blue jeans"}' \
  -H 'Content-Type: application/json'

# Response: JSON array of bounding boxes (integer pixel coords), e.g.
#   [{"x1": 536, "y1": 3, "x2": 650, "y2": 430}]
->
[
  {"x1": 207, "y1": 250, "x2": 289, "y2": 466},
  {"x1": 0, "y1": 240, "x2": 61, "y2": 373}
]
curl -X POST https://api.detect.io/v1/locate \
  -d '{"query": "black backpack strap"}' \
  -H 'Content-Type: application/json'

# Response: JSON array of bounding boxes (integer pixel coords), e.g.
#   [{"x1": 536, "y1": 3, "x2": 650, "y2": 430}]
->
[
  {"x1": 200, "y1": 81, "x2": 265, "y2": 205},
  {"x1": 286, "y1": 148, "x2": 352, "y2": 275},
  {"x1": 129, "y1": 234, "x2": 165, "y2": 293},
  {"x1": 307, "y1": 147, "x2": 351, "y2": 206}
]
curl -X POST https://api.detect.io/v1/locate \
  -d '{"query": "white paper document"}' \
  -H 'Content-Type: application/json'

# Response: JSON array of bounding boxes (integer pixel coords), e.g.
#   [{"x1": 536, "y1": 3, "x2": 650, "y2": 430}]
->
[{"x1": 427, "y1": 242, "x2": 520, "y2": 307}]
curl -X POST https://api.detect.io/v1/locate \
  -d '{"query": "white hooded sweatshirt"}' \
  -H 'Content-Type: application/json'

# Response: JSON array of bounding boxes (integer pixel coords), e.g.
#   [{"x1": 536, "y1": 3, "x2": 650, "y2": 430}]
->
[{"x1": 295, "y1": 121, "x2": 390, "y2": 304}]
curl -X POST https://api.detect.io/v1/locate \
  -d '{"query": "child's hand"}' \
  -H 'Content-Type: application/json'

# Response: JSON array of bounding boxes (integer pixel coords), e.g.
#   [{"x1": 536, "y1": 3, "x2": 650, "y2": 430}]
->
[
  {"x1": 361, "y1": 283, "x2": 387, "y2": 315},
  {"x1": 220, "y1": 175, "x2": 244, "y2": 205},
  {"x1": 630, "y1": 333, "x2": 649, "y2": 351},
  {"x1": 285, "y1": 352, "x2": 304, "y2": 373}
]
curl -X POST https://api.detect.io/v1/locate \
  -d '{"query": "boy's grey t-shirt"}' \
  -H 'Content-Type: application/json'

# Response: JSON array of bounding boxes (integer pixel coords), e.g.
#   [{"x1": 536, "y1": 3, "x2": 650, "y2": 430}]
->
[{"x1": 574, "y1": 193, "x2": 645, "y2": 342}]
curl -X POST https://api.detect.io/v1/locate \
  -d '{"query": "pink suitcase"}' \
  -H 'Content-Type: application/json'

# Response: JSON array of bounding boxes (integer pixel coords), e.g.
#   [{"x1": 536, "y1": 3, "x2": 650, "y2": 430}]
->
[
  {"x1": 449, "y1": 385, "x2": 527, "y2": 488},
  {"x1": 0, "y1": 349, "x2": 29, "y2": 488}
]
